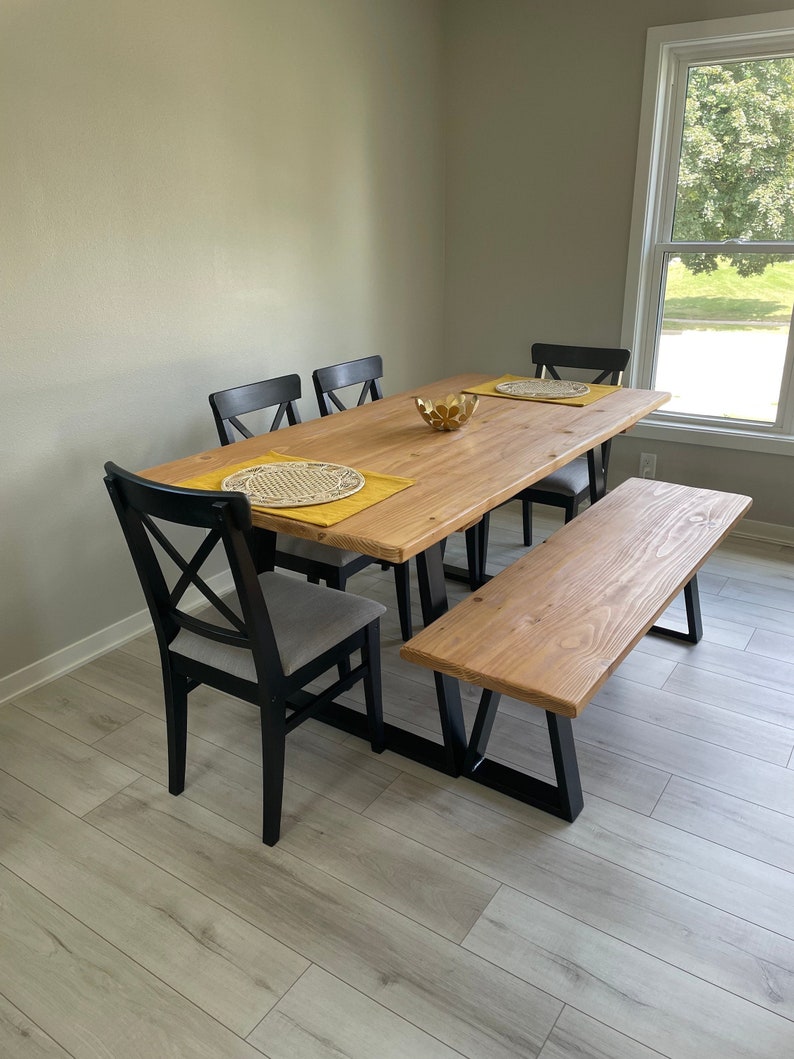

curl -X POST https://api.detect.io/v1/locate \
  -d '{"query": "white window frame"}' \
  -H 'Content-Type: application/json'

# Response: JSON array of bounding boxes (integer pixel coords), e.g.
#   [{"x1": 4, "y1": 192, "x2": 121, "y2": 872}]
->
[{"x1": 622, "y1": 9, "x2": 794, "y2": 455}]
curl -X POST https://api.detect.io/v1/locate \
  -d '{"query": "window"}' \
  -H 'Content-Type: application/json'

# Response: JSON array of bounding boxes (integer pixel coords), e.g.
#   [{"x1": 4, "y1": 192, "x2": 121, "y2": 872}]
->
[{"x1": 623, "y1": 11, "x2": 794, "y2": 452}]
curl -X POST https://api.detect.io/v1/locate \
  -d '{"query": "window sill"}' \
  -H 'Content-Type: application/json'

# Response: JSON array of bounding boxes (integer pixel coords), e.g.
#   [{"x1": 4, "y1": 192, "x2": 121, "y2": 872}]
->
[{"x1": 629, "y1": 413, "x2": 794, "y2": 455}]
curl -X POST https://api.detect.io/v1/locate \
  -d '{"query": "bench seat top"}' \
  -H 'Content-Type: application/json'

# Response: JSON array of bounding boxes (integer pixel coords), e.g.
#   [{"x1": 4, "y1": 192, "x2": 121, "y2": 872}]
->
[{"x1": 401, "y1": 478, "x2": 751, "y2": 718}]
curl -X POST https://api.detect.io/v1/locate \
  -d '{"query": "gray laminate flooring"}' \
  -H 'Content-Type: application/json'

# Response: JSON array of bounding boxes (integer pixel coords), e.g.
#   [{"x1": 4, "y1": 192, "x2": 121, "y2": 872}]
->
[{"x1": 2, "y1": 504, "x2": 793, "y2": 1058}]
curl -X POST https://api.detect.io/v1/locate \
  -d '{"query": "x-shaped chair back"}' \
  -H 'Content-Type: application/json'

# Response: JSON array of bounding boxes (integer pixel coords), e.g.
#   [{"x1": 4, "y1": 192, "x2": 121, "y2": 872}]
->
[
  {"x1": 104, "y1": 464, "x2": 281, "y2": 682},
  {"x1": 532, "y1": 343, "x2": 630, "y2": 385},
  {"x1": 312, "y1": 355, "x2": 384, "y2": 416},
  {"x1": 209, "y1": 374, "x2": 302, "y2": 445}
]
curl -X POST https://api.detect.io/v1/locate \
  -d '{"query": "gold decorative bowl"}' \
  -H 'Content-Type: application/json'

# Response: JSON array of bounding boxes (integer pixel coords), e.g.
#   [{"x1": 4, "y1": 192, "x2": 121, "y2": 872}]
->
[{"x1": 414, "y1": 392, "x2": 479, "y2": 432}]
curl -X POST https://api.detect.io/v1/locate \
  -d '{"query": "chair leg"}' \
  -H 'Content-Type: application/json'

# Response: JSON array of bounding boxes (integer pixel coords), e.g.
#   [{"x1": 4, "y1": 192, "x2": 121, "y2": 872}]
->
[
  {"x1": 361, "y1": 620, "x2": 385, "y2": 753},
  {"x1": 393, "y1": 562, "x2": 412, "y2": 641},
  {"x1": 259, "y1": 699, "x2": 287, "y2": 846},
  {"x1": 163, "y1": 669, "x2": 188, "y2": 795},
  {"x1": 522, "y1": 499, "x2": 533, "y2": 546},
  {"x1": 563, "y1": 499, "x2": 578, "y2": 524}
]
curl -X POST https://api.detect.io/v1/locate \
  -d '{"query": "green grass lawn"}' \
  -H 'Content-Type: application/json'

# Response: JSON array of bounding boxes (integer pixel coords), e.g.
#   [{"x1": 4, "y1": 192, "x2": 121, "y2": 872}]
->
[{"x1": 663, "y1": 256, "x2": 794, "y2": 326}]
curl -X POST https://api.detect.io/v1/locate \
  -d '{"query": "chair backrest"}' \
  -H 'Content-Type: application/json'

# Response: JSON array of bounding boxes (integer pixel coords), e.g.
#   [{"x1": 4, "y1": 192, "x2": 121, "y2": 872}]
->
[
  {"x1": 312, "y1": 355, "x2": 384, "y2": 416},
  {"x1": 209, "y1": 374, "x2": 302, "y2": 445},
  {"x1": 531, "y1": 343, "x2": 630, "y2": 385},
  {"x1": 104, "y1": 463, "x2": 282, "y2": 681}
]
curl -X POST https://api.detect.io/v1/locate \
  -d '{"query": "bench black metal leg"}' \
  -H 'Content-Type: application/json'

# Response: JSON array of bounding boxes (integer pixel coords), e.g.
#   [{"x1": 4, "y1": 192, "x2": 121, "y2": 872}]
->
[
  {"x1": 547, "y1": 713, "x2": 584, "y2": 821},
  {"x1": 463, "y1": 688, "x2": 501, "y2": 772},
  {"x1": 459, "y1": 688, "x2": 584, "y2": 822},
  {"x1": 650, "y1": 574, "x2": 703, "y2": 644}
]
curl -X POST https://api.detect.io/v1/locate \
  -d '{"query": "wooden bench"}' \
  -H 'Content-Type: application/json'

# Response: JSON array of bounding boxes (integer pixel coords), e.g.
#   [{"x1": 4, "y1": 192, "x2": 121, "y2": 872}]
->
[{"x1": 400, "y1": 478, "x2": 752, "y2": 821}]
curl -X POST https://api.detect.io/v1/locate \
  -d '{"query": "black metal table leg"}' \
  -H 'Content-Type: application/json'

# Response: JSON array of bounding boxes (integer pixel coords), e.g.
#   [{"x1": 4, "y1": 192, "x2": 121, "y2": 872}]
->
[
  {"x1": 587, "y1": 445, "x2": 606, "y2": 505},
  {"x1": 250, "y1": 527, "x2": 276, "y2": 573},
  {"x1": 311, "y1": 541, "x2": 466, "y2": 777},
  {"x1": 416, "y1": 545, "x2": 467, "y2": 774},
  {"x1": 443, "y1": 514, "x2": 492, "y2": 589}
]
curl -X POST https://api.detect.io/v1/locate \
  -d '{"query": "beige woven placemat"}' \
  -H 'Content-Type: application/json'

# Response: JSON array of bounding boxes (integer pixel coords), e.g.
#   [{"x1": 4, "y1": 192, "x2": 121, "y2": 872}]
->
[
  {"x1": 222, "y1": 461, "x2": 365, "y2": 507},
  {"x1": 495, "y1": 379, "x2": 590, "y2": 399},
  {"x1": 179, "y1": 451, "x2": 415, "y2": 526}
]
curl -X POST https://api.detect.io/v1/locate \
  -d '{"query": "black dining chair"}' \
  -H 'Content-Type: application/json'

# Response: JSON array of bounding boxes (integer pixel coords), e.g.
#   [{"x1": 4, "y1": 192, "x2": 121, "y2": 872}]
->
[
  {"x1": 104, "y1": 462, "x2": 385, "y2": 846},
  {"x1": 209, "y1": 374, "x2": 414, "y2": 641},
  {"x1": 511, "y1": 343, "x2": 631, "y2": 546},
  {"x1": 312, "y1": 356, "x2": 489, "y2": 590},
  {"x1": 312, "y1": 355, "x2": 384, "y2": 415}
]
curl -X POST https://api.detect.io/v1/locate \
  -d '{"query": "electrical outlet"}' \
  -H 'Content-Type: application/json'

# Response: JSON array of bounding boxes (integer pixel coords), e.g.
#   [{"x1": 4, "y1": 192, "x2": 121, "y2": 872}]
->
[{"x1": 639, "y1": 452, "x2": 657, "y2": 479}]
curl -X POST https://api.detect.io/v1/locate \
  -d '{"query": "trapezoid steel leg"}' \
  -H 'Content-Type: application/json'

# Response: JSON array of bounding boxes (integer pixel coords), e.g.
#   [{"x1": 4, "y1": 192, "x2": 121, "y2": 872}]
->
[
  {"x1": 460, "y1": 686, "x2": 584, "y2": 822},
  {"x1": 463, "y1": 688, "x2": 501, "y2": 773},
  {"x1": 546, "y1": 712, "x2": 584, "y2": 821},
  {"x1": 650, "y1": 573, "x2": 703, "y2": 644},
  {"x1": 416, "y1": 544, "x2": 467, "y2": 775}
]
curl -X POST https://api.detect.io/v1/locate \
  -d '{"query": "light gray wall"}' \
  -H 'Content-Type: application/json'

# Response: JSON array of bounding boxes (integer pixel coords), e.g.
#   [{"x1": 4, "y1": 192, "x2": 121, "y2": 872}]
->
[
  {"x1": 1, "y1": 0, "x2": 444, "y2": 683},
  {"x1": 4, "y1": 0, "x2": 793, "y2": 691},
  {"x1": 442, "y1": 0, "x2": 794, "y2": 527}
]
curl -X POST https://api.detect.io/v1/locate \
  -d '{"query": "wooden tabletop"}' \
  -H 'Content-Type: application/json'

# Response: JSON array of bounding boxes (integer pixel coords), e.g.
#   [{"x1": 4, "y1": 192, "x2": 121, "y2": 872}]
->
[{"x1": 140, "y1": 373, "x2": 670, "y2": 563}]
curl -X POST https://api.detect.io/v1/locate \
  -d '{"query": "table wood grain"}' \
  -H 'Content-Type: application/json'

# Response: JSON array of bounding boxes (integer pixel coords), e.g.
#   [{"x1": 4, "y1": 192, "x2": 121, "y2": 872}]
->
[{"x1": 141, "y1": 373, "x2": 670, "y2": 563}]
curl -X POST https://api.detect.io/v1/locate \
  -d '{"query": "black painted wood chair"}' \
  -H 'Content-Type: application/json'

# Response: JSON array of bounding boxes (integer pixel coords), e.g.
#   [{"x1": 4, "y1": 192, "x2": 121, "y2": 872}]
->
[
  {"x1": 312, "y1": 356, "x2": 489, "y2": 591},
  {"x1": 209, "y1": 373, "x2": 303, "y2": 442},
  {"x1": 312, "y1": 355, "x2": 384, "y2": 415},
  {"x1": 512, "y1": 343, "x2": 631, "y2": 546},
  {"x1": 104, "y1": 462, "x2": 385, "y2": 846},
  {"x1": 209, "y1": 374, "x2": 413, "y2": 641}
]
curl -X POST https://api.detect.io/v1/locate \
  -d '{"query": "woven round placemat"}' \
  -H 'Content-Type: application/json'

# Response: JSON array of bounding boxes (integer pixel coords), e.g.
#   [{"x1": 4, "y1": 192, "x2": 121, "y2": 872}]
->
[
  {"x1": 495, "y1": 379, "x2": 590, "y2": 398},
  {"x1": 222, "y1": 461, "x2": 365, "y2": 507}
]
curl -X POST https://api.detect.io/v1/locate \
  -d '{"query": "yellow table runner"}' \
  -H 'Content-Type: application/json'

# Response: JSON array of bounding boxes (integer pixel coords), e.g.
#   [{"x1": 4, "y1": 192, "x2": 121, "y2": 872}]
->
[
  {"x1": 463, "y1": 374, "x2": 621, "y2": 407},
  {"x1": 179, "y1": 451, "x2": 415, "y2": 527}
]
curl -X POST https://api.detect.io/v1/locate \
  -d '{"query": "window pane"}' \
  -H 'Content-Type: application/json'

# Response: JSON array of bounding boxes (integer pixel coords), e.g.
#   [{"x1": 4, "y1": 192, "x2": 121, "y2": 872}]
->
[
  {"x1": 656, "y1": 254, "x2": 792, "y2": 422},
  {"x1": 672, "y1": 59, "x2": 794, "y2": 243}
]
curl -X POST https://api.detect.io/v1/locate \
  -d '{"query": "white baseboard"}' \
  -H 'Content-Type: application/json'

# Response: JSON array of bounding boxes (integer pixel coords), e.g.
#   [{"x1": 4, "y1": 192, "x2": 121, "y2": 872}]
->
[
  {"x1": 730, "y1": 518, "x2": 794, "y2": 547},
  {"x1": 0, "y1": 571, "x2": 235, "y2": 707}
]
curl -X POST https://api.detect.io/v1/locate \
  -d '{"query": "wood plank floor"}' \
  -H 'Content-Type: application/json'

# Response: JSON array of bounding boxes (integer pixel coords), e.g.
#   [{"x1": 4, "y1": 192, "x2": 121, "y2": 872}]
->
[{"x1": 2, "y1": 504, "x2": 794, "y2": 1057}]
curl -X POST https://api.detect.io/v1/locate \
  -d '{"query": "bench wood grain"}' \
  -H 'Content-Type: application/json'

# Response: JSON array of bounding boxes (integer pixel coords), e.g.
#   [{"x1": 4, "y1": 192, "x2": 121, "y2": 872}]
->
[{"x1": 401, "y1": 479, "x2": 752, "y2": 718}]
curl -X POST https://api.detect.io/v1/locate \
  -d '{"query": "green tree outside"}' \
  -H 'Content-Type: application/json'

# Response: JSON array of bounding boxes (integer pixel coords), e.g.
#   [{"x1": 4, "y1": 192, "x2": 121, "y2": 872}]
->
[{"x1": 673, "y1": 58, "x2": 794, "y2": 276}]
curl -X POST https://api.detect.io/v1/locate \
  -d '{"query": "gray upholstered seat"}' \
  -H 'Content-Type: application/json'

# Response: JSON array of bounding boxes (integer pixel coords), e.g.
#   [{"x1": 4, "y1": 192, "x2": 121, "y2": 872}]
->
[
  {"x1": 274, "y1": 535, "x2": 362, "y2": 568},
  {"x1": 529, "y1": 458, "x2": 591, "y2": 499},
  {"x1": 174, "y1": 572, "x2": 385, "y2": 679}
]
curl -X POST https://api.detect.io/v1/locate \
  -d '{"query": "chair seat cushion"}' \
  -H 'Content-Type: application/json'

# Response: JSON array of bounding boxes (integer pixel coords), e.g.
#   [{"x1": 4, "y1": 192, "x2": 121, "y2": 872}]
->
[
  {"x1": 172, "y1": 572, "x2": 386, "y2": 680},
  {"x1": 523, "y1": 455, "x2": 590, "y2": 499},
  {"x1": 275, "y1": 534, "x2": 362, "y2": 567}
]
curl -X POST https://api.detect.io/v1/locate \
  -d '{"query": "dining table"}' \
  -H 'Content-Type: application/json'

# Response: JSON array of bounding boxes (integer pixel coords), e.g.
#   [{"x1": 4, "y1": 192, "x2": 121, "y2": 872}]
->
[{"x1": 139, "y1": 372, "x2": 671, "y2": 805}]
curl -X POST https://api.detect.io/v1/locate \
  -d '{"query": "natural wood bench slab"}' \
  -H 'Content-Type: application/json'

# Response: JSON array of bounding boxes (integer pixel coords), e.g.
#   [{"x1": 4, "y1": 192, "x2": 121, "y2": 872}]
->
[{"x1": 400, "y1": 478, "x2": 752, "y2": 820}]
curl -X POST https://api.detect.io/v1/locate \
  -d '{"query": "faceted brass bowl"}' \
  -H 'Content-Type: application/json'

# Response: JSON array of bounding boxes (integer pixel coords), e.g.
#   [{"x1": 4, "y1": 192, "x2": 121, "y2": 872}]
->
[{"x1": 414, "y1": 392, "x2": 479, "y2": 432}]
